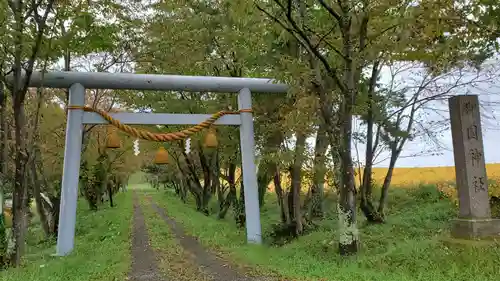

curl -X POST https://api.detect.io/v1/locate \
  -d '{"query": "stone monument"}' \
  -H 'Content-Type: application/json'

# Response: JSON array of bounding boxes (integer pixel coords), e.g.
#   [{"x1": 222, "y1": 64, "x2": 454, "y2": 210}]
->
[{"x1": 449, "y1": 94, "x2": 500, "y2": 239}]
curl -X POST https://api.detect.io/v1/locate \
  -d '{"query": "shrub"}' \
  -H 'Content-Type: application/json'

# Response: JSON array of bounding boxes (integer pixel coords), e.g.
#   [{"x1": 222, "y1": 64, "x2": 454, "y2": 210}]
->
[
  {"x1": 436, "y1": 180, "x2": 500, "y2": 217},
  {"x1": 411, "y1": 184, "x2": 442, "y2": 202}
]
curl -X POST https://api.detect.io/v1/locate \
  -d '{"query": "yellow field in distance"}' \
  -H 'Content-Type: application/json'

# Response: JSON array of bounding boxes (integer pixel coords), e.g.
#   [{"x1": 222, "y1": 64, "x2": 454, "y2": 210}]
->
[{"x1": 369, "y1": 163, "x2": 500, "y2": 186}]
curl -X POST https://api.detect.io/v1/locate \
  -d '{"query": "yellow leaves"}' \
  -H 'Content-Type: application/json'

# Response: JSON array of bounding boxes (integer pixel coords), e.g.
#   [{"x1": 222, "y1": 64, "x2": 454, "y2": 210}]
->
[
  {"x1": 436, "y1": 180, "x2": 500, "y2": 207},
  {"x1": 488, "y1": 179, "x2": 500, "y2": 198},
  {"x1": 436, "y1": 183, "x2": 458, "y2": 206}
]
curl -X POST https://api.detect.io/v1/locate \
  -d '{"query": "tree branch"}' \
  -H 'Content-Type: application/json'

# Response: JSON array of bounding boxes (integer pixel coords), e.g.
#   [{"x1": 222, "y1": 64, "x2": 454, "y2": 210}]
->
[
  {"x1": 21, "y1": 0, "x2": 57, "y2": 102},
  {"x1": 317, "y1": 0, "x2": 342, "y2": 24},
  {"x1": 256, "y1": 2, "x2": 346, "y2": 92}
]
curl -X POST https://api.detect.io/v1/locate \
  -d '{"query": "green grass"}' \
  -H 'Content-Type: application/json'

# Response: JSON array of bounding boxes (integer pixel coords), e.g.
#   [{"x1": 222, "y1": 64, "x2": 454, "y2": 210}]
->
[
  {"x1": 3, "y1": 183, "x2": 500, "y2": 281},
  {"x1": 130, "y1": 183, "x2": 156, "y2": 190},
  {"x1": 0, "y1": 192, "x2": 133, "y2": 281},
  {"x1": 147, "y1": 184, "x2": 500, "y2": 281},
  {"x1": 127, "y1": 171, "x2": 147, "y2": 185}
]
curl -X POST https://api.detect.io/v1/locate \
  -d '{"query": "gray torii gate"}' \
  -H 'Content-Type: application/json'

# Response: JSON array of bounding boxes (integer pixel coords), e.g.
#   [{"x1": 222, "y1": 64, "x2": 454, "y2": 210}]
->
[{"x1": 18, "y1": 71, "x2": 288, "y2": 256}]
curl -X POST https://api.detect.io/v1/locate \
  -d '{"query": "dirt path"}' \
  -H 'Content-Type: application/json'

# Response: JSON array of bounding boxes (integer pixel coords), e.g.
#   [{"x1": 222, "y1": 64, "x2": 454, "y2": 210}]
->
[
  {"x1": 146, "y1": 197, "x2": 270, "y2": 281},
  {"x1": 129, "y1": 193, "x2": 166, "y2": 281}
]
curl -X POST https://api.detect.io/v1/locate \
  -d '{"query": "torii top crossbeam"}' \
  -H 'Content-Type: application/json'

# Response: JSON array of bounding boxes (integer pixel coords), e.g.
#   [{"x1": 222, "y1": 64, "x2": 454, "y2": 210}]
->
[{"x1": 14, "y1": 71, "x2": 289, "y2": 93}]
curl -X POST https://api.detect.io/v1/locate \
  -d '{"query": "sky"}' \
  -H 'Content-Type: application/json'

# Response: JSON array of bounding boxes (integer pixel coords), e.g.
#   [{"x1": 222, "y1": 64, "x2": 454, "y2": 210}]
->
[
  {"x1": 370, "y1": 110, "x2": 500, "y2": 167},
  {"x1": 356, "y1": 59, "x2": 500, "y2": 168},
  {"x1": 384, "y1": 93, "x2": 500, "y2": 167}
]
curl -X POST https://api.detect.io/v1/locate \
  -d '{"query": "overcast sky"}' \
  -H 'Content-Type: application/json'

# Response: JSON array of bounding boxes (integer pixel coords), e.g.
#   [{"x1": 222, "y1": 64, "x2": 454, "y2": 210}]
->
[
  {"x1": 384, "y1": 93, "x2": 500, "y2": 168},
  {"x1": 355, "y1": 59, "x2": 500, "y2": 168}
]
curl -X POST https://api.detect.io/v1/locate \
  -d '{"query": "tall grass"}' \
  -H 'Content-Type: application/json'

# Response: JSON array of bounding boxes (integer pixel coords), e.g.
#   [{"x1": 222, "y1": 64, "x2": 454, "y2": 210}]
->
[{"x1": 0, "y1": 192, "x2": 133, "y2": 281}]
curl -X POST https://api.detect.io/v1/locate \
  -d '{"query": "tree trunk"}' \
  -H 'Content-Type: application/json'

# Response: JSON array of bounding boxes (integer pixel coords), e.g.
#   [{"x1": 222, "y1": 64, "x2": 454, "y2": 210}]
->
[
  {"x1": 360, "y1": 62, "x2": 383, "y2": 223},
  {"x1": 209, "y1": 149, "x2": 220, "y2": 197},
  {"x1": 290, "y1": 132, "x2": 307, "y2": 235},
  {"x1": 0, "y1": 82, "x2": 7, "y2": 185},
  {"x1": 310, "y1": 122, "x2": 328, "y2": 218},
  {"x1": 30, "y1": 160, "x2": 50, "y2": 237},
  {"x1": 198, "y1": 147, "x2": 214, "y2": 215},
  {"x1": 34, "y1": 145, "x2": 59, "y2": 236},
  {"x1": 336, "y1": 15, "x2": 360, "y2": 255},
  {"x1": 337, "y1": 107, "x2": 358, "y2": 255},
  {"x1": 11, "y1": 100, "x2": 28, "y2": 266},
  {"x1": 24, "y1": 80, "x2": 50, "y2": 236},
  {"x1": 273, "y1": 167, "x2": 288, "y2": 224},
  {"x1": 257, "y1": 130, "x2": 284, "y2": 207},
  {"x1": 0, "y1": 82, "x2": 7, "y2": 266},
  {"x1": 218, "y1": 163, "x2": 237, "y2": 219},
  {"x1": 256, "y1": 161, "x2": 274, "y2": 207},
  {"x1": 0, "y1": 191, "x2": 5, "y2": 268},
  {"x1": 216, "y1": 166, "x2": 226, "y2": 211},
  {"x1": 174, "y1": 168, "x2": 187, "y2": 202},
  {"x1": 287, "y1": 177, "x2": 294, "y2": 223},
  {"x1": 49, "y1": 194, "x2": 60, "y2": 235},
  {"x1": 377, "y1": 150, "x2": 398, "y2": 217},
  {"x1": 107, "y1": 180, "x2": 114, "y2": 208},
  {"x1": 234, "y1": 181, "x2": 246, "y2": 228},
  {"x1": 34, "y1": 145, "x2": 58, "y2": 236},
  {"x1": 177, "y1": 151, "x2": 203, "y2": 211},
  {"x1": 9, "y1": 0, "x2": 27, "y2": 265}
]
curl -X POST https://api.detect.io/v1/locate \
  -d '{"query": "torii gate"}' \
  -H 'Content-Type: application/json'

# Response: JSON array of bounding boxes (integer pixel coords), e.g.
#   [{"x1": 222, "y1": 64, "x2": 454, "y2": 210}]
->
[{"x1": 16, "y1": 71, "x2": 288, "y2": 256}]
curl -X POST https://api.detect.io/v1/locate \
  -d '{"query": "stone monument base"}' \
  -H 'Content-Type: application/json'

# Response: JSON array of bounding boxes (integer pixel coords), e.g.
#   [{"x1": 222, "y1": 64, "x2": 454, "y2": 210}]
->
[{"x1": 451, "y1": 218, "x2": 500, "y2": 239}]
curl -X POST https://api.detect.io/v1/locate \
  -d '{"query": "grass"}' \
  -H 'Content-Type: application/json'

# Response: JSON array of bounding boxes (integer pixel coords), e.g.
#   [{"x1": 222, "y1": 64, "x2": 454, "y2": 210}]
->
[
  {"x1": 0, "y1": 192, "x2": 133, "y2": 281},
  {"x1": 128, "y1": 171, "x2": 148, "y2": 185},
  {"x1": 3, "y1": 163, "x2": 500, "y2": 281},
  {"x1": 149, "y1": 184, "x2": 500, "y2": 281}
]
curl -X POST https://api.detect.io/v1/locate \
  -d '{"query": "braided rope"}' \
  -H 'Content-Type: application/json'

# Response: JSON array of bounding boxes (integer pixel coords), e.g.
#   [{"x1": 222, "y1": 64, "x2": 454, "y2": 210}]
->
[{"x1": 67, "y1": 105, "x2": 252, "y2": 142}]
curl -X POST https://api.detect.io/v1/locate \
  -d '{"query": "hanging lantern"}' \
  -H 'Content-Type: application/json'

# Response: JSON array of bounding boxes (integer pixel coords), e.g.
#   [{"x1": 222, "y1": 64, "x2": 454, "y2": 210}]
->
[
  {"x1": 154, "y1": 147, "x2": 169, "y2": 164},
  {"x1": 204, "y1": 127, "x2": 218, "y2": 148},
  {"x1": 3, "y1": 207, "x2": 13, "y2": 228},
  {"x1": 106, "y1": 125, "x2": 121, "y2": 149}
]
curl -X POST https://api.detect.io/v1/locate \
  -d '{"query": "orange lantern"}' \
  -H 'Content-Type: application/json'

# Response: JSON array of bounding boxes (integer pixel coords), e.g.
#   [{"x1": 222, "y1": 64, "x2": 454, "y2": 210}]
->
[
  {"x1": 154, "y1": 147, "x2": 169, "y2": 164},
  {"x1": 204, "y1": 127, "x2": 218, "y2": 148},
  {"x1": 106, "y1": 125, "x2": 121, "y2": 149}
]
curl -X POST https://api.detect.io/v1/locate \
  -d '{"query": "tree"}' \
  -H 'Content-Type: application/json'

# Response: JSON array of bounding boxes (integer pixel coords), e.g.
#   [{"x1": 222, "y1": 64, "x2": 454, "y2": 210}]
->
[
  {"x1": 356, "y1": 62, "x2": 500, "y2": 221},
  {"x1": 0, "y1": 0, "x2": 136, "y2": 265},
  {"x1": 134, "y1": 0, "x2": 289, "y2": 221},
  {"x1": 256, "y1": 0, "x2": 500, "y2": 254},
  {"x1": 1, "y1": 0, "x2": 56, "y2": 266}
]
